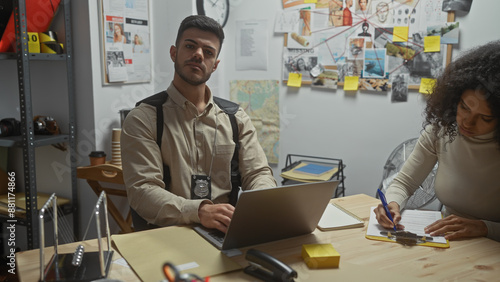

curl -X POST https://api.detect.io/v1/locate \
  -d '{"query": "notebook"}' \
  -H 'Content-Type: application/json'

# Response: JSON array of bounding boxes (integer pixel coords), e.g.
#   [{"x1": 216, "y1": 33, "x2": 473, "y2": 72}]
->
[
  {"x1": 317, "y1": 203, "x2": 364, "y2": 231},
  {"x1": 294, "y1": 163, "x2": 336, "y2": 176},
  {"x1": 194, "y1": 180, "x2": 339, "y2": 250},
  {"x1": 280, "y1": 162, "x2": 339, "y2": 182}
]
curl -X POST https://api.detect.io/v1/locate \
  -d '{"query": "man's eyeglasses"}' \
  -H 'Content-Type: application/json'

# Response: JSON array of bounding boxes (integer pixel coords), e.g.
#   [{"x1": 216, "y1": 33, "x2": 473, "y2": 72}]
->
[{"x1": 163, "y1": 262, "x2": 206, "y2": 282}]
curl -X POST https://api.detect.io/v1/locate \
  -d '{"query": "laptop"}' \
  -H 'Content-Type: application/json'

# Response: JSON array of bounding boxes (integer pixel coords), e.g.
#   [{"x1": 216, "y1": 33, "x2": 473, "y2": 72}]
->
[{"x1": 193, "y1": 180, "x2": 339, "y2": 250}]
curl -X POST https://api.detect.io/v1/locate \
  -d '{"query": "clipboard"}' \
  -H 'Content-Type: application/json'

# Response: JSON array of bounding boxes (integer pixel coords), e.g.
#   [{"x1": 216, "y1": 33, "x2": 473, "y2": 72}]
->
[{"x1": 365, "y1": 207, "x2": 449, "y2": 248}]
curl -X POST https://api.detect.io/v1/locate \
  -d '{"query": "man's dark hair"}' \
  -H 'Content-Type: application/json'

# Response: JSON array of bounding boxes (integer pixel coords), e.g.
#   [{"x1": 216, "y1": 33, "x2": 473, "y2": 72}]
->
[
  {"x1": 175, "y1": 15, "x2": 225, "y2": 56},
  {"x1": 424, "y1": 40, "x2": 500, "y2": 146}
]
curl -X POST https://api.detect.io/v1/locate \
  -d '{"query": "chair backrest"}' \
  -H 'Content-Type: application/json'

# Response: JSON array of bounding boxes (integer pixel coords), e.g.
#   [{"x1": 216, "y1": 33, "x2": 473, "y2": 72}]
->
[{"x1": 377, "y1": 138, "x2": 440, "y2": 210}]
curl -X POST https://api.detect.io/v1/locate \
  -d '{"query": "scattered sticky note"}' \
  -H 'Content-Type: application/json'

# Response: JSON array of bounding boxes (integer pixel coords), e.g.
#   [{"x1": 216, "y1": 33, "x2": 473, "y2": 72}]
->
[
  {"x1": 419, "y1": 78, "x2": 436, "y2": 94},
  {"x1": 424, "y1": 36, "x2": 441, "y2": 52},
  {"x1": 393, "y1": 26, "x2": 409, "y2": 42},
  {"x1": 304, "y1": 0, "x2": 318, "y2": 3},
  {"x1": 287, "y1": 73, "x2": 302, "y2": 87},
  {"x1": 343, "y1": 76, "x2": 359, "y2": 91},
  {"x1": 302, "y1": 244, "x2": 340, "y2": 269}
]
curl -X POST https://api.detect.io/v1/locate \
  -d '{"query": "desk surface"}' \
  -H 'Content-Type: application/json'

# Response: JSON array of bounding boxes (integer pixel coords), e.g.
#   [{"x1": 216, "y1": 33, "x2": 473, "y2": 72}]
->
[{"x1": 16, "y1": 194, "x2": 500, "y2": 281}]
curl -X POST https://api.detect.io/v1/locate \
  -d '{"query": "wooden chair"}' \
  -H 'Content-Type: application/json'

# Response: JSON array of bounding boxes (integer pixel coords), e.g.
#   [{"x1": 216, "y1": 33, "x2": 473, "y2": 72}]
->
[{"x1": 77, "y1": 164, "x2": 133, "y2": 233}]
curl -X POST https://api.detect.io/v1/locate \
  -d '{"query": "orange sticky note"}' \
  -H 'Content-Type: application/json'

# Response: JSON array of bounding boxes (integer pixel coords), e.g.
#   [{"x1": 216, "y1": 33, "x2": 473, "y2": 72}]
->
[
  {"x1": 424, "y1": 36, "x2": 441, "y2": 52},
  {"x1": 343, "y1": 76, "x2": 359, "y2": 91},
  {"x1": 419, "y1": 78, "x2": 436, "y2": 94},
  {"x1": 393, "y1": 26, "x2": 409, "y2": 42},
  {"x1": 287, "y1": 73, "x2": 302, "y2": 87}
]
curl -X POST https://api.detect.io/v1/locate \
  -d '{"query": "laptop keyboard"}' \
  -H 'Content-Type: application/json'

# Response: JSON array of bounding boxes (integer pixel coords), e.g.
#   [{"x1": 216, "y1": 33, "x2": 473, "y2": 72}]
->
[{"x1": 208, "y1": 230, "x2": 225, "y2": 243}]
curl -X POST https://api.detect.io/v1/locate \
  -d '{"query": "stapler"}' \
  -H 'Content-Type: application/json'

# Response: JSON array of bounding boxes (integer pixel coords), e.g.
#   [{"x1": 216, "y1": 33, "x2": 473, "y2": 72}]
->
[{"x1": 244, "y1": 248, "x2": 297, "y2": 282}]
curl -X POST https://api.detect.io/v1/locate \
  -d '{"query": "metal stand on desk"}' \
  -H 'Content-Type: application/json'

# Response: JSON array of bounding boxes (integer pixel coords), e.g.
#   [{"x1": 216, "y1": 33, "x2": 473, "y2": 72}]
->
[
  {"x1": 39, "y1": 192, "x2": 113, "y2": 282},
  {"x1": 281, "y1": 154, "x2": 346, "y2": 198}
]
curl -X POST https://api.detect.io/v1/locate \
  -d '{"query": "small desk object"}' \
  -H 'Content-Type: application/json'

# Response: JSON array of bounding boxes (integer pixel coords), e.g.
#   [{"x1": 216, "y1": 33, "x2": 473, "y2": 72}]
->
[
  {"x1": 77, "y1": 164, "x2": 133, "y2": 233},
  {"x1": 281, "y1": 154, "x2": 346, "y2": 197},
  {"x1": 16, "y1": 194, "x2": 500, "y2": 282},
  {"x1": 38, "y1": 192, "x2": 113, "y2": 281}
]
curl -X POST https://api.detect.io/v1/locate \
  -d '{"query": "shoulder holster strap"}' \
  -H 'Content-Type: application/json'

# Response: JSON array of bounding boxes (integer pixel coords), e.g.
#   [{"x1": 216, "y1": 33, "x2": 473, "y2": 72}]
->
[
  {"x1": 136, "y1": 91, "x2": 171, "y2": 188},
  {"x1": 136, "y1": 92, "x2": 242, "y2": 206},
  {"x1": 214, "y1": 97, "x2": 242, "y2": 206}
]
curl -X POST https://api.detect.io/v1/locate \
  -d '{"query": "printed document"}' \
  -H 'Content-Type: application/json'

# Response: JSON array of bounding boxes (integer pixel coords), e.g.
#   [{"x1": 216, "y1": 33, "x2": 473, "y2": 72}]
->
[{"x1": 367, "y1": 207, "x2": 447, "y2": 244}]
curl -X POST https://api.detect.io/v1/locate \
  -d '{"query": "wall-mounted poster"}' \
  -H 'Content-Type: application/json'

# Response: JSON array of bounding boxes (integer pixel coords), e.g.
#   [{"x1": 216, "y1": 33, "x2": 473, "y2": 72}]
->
[{"x1": 100, "y1": 0, "x2": 151, "y2": 84}]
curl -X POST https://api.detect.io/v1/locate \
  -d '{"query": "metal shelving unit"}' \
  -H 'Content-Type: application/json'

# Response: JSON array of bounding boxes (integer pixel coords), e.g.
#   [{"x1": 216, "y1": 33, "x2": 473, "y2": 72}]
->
[{"x1": 0, "y1": 0, "x2": 77, "y2": 250}]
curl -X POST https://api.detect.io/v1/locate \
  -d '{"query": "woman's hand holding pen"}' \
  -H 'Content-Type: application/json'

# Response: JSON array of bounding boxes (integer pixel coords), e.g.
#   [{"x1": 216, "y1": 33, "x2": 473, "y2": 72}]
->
[
  {"x1": 374, "y1": 202, "x2": 404, "y2": 230},
  {"x1": 424, "y1": 215, "x2": 488, "y2": 240}
]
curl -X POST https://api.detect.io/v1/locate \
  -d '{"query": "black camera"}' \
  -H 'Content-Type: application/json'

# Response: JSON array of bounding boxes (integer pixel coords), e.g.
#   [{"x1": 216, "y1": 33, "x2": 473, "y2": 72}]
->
[{"x1": 0, "y1": 118, "x2": 21, "y2": 137}]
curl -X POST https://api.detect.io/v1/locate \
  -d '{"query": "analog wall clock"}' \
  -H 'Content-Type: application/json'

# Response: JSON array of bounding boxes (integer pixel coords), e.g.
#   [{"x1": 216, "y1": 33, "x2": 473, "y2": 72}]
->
[{"x1": 196, "y1": 0, "x2": 230, "y2": 28}]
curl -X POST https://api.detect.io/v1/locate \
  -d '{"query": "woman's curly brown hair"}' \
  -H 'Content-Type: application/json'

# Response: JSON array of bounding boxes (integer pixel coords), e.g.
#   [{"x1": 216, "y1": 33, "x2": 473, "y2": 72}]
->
[{"x1": 423, "y1": 40, "x2": 500, "y2": 146}]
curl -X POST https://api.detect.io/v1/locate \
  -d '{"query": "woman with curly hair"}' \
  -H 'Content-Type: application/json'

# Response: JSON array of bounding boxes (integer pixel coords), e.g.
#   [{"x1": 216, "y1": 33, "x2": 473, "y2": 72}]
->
[{"x1": 374, "y1": 40, "x2": 500, "y2": 242}]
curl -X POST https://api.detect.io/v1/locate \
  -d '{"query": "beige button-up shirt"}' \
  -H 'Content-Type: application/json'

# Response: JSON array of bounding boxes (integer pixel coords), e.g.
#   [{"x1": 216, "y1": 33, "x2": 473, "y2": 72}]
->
[{"x1": 121, "y1": 83, "x2": 277, "y2": 226}]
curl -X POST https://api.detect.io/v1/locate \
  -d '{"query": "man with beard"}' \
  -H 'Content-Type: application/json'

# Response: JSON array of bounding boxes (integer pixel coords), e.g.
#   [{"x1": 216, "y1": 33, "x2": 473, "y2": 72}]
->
[{"x1": 121, "y1": 15, "x2": 276, "y2": 233}]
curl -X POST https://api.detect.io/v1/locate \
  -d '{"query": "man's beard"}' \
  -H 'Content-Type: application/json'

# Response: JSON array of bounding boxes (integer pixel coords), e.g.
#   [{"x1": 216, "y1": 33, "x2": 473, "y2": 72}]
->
[{"x1": 174, "y1": 58, "x2": 212, "y2": 86}]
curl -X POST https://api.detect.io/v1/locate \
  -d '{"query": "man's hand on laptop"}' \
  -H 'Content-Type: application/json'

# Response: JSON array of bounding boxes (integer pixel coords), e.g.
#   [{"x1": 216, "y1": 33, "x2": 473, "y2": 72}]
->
[{"x1": 198, "y1": 201, "x2": 235, "y2": 233}]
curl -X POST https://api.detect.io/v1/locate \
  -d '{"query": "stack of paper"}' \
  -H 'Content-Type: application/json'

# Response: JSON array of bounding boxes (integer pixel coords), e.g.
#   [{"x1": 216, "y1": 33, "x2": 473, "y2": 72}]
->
[
  {"x1": 317, "y1": 203, "x2": 364, "y2": 231},
  {"x1": 281, "y1": 162, "x2": 338, "y2": 182}
]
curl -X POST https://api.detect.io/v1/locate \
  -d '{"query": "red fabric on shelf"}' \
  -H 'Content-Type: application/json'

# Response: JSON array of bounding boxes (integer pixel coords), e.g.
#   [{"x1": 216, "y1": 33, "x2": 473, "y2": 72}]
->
[{"x1": 0, "y1": 0, "x2": 61, "y2": 53}]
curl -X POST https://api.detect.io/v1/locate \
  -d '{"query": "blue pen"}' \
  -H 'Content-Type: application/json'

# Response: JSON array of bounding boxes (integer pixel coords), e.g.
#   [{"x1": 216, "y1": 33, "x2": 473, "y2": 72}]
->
[{"x1": 377, "y1": 189, "x2": 397, "y2": 231}]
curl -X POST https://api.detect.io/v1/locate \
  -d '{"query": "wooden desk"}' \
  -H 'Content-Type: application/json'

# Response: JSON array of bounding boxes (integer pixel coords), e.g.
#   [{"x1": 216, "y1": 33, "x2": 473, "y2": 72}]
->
[
  {"x1": 16, "y1": 194, "x2": 500, "y2": 281},
  {"x1": 77, "y1": 164, "x2": 133, "y2": 233}
]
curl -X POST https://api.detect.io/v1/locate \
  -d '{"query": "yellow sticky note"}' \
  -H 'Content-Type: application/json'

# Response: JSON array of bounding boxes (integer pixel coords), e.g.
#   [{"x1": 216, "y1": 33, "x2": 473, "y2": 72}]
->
[
  {"x1": 424, "y1": 36, "x2": 441, "y2": 52},
  {"x1": 27, "y1": 32, "x2": 40, "y2": 53},
  {"x1": 343, "y1": 76, "x2": 359, "y2": 91},
  {"x1": 393, "y1": 26, "x2": 409, "y2": 42},
  {"x1": 287, "y1": 73, "x2": 302, "y2": 87},
  {"x1": 304, "y1": 0, "x2": 318, "y2": 3},
  {"x1": 419, "y1": 78, "x2": 436, "y2": 94},
  {"x1": 302, "y1": 244, "x2": 340, "y2": 269}
]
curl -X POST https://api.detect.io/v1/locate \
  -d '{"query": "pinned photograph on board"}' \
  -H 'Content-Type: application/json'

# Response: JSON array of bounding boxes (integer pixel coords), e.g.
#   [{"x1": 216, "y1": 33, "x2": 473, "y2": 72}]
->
[
  {"x1": 282, "y1": 48, "x2": 319, "y2": 82},
  {"x1": 357, "y1": 22, "x2": 373, "y2": 37},
  {"x1": 355, "y1": 0, "x2": 372, "y2": 15},
  {"x1": 363, "y1": 48, "x2": 386, "y2": 78},
  {"x1": 391, "y1": 73, "x2": 409, "y2": 102},
  {"x1": 348, "y1": 38, "x2": 365, "y2": 60},
  {"x1": 327, "y1": 0, "x2": 344, "y2": 27},
  {"x1": 312, "y1": 69, "x2": 339, "y2": 89},
  {"x1": 370, "y1": 0, "x2": 393, "y2": 27},
  {"x1": 299, "y1": 9, "x2": 312, "y2": 36},
  {"x1": 427, "y1": 22, "x2": 459, "y2": 44},
  {"x1": 347, "y1": 59, "x2": 363, "y2": 78},
  {"x1": 359, "y1": 78, "x2": 389, "y2": 91},
  {"x1": 442, "y1": 0, "x2": 473, "y2": 12},
  {"x1": 373, "y1": 27, "x2": 393, "y2": 49}
]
